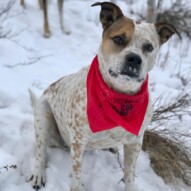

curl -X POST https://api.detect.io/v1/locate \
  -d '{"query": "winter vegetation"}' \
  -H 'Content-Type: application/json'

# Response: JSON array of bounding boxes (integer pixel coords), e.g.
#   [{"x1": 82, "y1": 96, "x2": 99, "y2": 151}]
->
[{"x1": 0, "y1": 0, "x2": 191, "y2": 191}]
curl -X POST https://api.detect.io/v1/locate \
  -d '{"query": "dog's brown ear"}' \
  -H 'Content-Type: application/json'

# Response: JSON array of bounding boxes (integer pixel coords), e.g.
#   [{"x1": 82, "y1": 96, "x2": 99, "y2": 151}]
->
[
  {"x1": 155, "y1": 22, "x2": 181, "y2": 45},
  {"x1": 92, "y1": 2, "x2": 124, "y2": 29}
]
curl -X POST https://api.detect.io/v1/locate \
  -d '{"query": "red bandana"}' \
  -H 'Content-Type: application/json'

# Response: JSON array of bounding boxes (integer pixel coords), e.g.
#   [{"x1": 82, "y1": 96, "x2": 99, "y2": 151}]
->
[{"x1": 87, "y1": 56, "x2": 149, "y2": 136}]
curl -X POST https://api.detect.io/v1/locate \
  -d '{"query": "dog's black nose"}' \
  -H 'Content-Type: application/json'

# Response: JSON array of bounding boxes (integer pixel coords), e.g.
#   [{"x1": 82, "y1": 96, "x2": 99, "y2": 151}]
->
[
  {"x1": 121, "y1": 53, "x2": 142, "y2": 77},
  {"x1": 125, "y1": 53, "x2": 142, "y2": 68}
]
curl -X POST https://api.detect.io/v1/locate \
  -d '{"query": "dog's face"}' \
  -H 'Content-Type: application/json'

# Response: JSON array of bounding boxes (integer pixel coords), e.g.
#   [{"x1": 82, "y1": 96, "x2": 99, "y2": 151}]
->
[{"x1": 92, "y1": 2, "x2": 180, "y2": 94}]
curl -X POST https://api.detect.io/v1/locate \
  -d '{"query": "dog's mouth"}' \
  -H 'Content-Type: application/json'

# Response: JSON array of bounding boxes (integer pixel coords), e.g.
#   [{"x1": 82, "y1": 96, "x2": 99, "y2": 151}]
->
[
  {"x1": 120, "y1": 66, "x2": 139, "y2": 78},
  {"x1": 109, "y1": 68, "x2": 142, "y2": 82}
]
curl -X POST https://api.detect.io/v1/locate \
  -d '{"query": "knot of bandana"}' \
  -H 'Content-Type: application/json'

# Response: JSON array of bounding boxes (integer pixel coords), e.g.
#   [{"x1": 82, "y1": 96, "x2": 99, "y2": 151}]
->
[{"x1": 87, "y1": 56, "x2": 149, "y2": 136}]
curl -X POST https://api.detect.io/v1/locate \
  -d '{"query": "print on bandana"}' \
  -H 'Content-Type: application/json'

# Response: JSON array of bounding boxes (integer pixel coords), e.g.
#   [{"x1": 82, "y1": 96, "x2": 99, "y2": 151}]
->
[{"x1": 86, "y1": 56, "x2": 149, "y2": 136}]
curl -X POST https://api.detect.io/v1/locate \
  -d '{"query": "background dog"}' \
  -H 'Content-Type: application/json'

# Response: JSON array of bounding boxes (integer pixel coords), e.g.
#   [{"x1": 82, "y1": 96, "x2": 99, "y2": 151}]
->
[
  {"x1": 20, "y1": 0, "x2": 65, "y2": 37},
  {"x1": 28, "y1": 2, "x2": 180, "y2": 191}
]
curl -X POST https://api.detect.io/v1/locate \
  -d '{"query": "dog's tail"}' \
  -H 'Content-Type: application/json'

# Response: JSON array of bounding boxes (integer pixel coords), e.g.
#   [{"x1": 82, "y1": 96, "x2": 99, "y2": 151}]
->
[{"x1": 28, "y1": 89, "x2": 37, "y2": 109}]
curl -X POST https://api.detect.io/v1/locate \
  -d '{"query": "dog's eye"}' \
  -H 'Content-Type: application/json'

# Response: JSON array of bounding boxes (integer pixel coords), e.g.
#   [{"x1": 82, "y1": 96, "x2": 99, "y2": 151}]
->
[
  {"x1": 143, "y1": 43, "x2": 153, "y2": 52},
  {"x1": 112, "y1": 36, "x2": 124, "y2": 45}
]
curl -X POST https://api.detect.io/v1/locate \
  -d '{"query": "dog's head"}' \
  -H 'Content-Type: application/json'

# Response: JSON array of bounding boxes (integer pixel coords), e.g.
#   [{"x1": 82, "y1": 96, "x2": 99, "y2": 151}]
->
[{"x1": 92, "y1": 2, "x2": 181, "y2": 94}]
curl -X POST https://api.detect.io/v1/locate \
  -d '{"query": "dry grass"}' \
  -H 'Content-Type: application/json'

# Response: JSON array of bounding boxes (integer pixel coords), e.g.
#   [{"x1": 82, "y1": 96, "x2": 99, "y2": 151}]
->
[
  {"x1": 143, "y1": 130, "x2": 191, "y2": 186},
  {"x1": 142, "y1": 91, "x2": 191, "y2": 187}
]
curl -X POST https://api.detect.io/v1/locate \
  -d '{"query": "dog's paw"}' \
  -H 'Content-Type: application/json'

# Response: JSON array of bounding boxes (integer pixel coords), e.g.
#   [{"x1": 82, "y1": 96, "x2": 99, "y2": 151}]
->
[
  {"x1": 61, "y1": 27, "x2": 70, "y2": 35},
  {"x1": 43, "y1": 31, "x2": 51, "y2": 38},
  {"x1": 28, "y1": 170, "x2": 46, "y2": 190}
]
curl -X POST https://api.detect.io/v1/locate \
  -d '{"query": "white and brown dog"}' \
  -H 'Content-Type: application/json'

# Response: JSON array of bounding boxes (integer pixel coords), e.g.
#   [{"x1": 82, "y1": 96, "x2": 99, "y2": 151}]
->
[{"x1": 28, "y1": 2, "x2": 180, "y2": 191}]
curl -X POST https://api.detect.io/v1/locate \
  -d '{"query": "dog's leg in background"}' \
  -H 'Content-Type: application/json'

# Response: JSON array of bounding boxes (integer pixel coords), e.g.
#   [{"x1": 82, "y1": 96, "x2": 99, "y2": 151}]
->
[
  {"x1": 58, "y1": 0, "x2": 69, "y2": 34},
  {"x1": 42, "y1": 0, "x2": 51, "y2": 38},
  {"x1": 70, "y1": 138, "x2": 86, "y2": 191},
  {"x1": 20, "y1": 0, "x2": 25, "y2": 7},
  {"x1": 124, "y1": 143, "x2": 142, "y2": 191},
  {"x1": 39, "y1": 0, "x2": 43, "y2": 9},
  {"x1": 58, "y1": 0, "x2": 64, "y2": 32},
  {"x1": 29, "y1": 101, "x2": 52, "y2": 189}
]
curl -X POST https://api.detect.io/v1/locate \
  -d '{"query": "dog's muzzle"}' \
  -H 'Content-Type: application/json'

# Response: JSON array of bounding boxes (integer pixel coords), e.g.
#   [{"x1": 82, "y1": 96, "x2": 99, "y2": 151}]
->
[
  {"x1": 108, "y1": 53, "x2": 143, "y2": 81},
  {"x1": 120, "y1": 53, "x2": 142, "y2": 78}
]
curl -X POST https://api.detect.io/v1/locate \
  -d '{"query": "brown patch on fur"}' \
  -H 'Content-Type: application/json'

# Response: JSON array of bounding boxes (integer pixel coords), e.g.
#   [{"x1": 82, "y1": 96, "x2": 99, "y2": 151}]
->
[
  {"x1": 74, "y1": 113, "x2": 79, "y2": 119},
  {"x1": 74, "y1": 111, "x2": 85, "y2": 128},
  {"x1": 71, "y1": 142, "x2": 82, "y2": 158},
  {"x1": 101, "y1": 17, "x2": 135, "y2": 55},
  {"x1": 76, "y1": 132, "x2": 83, "y2": 139},
  {"x1": 71, "y1": 101, "x2": 75, "y2": 110},
  {"x1": 73, "y1": 161, "x2": 81, "y2": 173},
  {"x1": 45, "y1": 112, "x2": 54, "y2": 119}
]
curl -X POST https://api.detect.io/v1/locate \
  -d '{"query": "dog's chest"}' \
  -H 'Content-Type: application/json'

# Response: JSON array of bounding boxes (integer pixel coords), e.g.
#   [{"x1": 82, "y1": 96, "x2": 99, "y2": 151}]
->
[
  {"x1": 86, "y1": 127, "x2": 139, "y2": 149},
  {"x1": 46, "y1": 66, "x2": 151, "y2": 148},
  {"x1": 87, "y1": 103, "x2": 152, "y2": 148}
]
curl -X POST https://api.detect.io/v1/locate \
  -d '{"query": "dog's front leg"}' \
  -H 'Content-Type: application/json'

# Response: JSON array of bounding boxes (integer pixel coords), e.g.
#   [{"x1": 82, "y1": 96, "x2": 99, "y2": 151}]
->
[
  {"x1": 70, "y1": 139, "x2": 86, "y2": 191},
  {"x1": 124, "y1": 143, "x2": 142, "y2": 191}
]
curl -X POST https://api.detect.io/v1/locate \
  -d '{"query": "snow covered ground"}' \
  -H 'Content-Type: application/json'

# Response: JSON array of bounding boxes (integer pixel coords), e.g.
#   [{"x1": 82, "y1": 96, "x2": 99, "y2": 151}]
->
[{"x1": 0, "y1": 0, "x2": 191, "y2": 191}]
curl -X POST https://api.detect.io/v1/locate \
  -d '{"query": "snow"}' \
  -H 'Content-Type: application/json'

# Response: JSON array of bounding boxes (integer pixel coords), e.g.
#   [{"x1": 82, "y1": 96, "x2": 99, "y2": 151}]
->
[{"x1": 0, "y1": 0, "x2": 190, "y2": 191}]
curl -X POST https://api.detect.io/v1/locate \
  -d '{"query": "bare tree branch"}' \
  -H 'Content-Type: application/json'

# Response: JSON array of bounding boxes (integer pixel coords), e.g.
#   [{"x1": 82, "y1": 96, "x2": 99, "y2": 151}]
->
[
  {"x1": 152, "y1": 93, "x2": 191, "y2": 123},
  {"x1": 4, "y1": 54, "x2": 53, "y2": 68},
  {"x1": 0, "y1": 0, "x2": 32, "y2": 51},
  {"x1": 157, "y1": 0, "x2": 191, "y2": 38}
]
